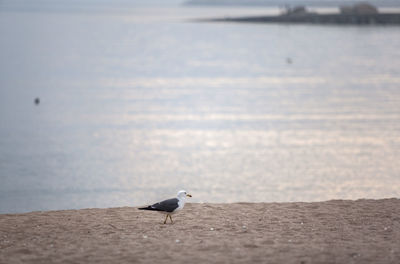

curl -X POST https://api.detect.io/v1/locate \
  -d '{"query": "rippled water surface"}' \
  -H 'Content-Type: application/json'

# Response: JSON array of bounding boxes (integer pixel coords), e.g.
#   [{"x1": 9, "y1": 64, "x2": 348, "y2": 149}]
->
[{"x1": 1, "y1": 4, "x2": 400, "y2": 213}]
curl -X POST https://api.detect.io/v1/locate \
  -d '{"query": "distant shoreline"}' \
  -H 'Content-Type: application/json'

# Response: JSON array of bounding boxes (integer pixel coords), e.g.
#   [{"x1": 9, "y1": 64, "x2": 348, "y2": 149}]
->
[
  {"x1": 1, "y1": 199, "x2": 399, "y2": 263},
  {"x1": 199, "y1": 12, "x2": 400, "y2": 25}
]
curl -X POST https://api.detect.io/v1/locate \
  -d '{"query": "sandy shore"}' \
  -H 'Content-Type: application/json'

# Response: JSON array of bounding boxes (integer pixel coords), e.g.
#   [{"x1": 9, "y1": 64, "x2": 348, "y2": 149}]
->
[{"x1": 1, "y1": 199, "x2": 399, "y2": 263}]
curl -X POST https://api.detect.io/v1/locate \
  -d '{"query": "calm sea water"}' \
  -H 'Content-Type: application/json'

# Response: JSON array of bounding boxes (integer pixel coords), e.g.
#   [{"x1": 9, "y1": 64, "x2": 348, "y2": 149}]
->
[{"x1": 1, "y1": 4, "x2": 400, "y2": 213}]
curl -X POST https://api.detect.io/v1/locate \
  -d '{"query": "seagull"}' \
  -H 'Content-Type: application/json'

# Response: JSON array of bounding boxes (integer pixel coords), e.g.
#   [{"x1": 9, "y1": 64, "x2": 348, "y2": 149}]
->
[{"x1": 138, "y1": 190, "x2": 192, "y2": 224}]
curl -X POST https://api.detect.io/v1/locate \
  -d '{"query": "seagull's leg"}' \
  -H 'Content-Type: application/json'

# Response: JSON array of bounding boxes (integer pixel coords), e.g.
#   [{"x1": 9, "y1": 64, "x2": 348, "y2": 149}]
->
[
  {"x1": 163, "y1": 214, "x2": 168, "y2": 224},
  {"x1": 169, "y1": 215, "x2": 173, "y2": 223}
]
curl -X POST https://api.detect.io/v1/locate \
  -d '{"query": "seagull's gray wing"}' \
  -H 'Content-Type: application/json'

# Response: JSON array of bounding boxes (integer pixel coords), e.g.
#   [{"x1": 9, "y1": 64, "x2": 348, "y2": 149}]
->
[
  {"x1": 139, "y1": 198, "x2": 179, "y2": 213},
  {"x1": 151, "y1": 198, "x2": 179, "y2": 213}
]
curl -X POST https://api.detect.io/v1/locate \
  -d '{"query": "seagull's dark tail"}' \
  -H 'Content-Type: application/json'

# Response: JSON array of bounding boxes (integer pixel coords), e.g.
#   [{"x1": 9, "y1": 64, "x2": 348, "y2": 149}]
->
[
  {"x1": 138, "y1": 206, "x2": 153, "y2": 210},
  {"x1": 138, "y1": 206, "x2": 162, "y2": 211}
]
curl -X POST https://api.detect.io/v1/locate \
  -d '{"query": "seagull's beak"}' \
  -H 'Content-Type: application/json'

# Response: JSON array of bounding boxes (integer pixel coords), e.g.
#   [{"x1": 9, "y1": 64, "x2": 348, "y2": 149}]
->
[{"x1": 186, "y1": 194, "x2": 192, "y2": 197}]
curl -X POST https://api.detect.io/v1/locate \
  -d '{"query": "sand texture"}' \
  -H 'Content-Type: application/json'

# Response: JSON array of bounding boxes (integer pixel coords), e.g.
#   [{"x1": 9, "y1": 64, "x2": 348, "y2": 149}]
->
[{"x1": 1, "y1": 199, "x2": 400, "y2": 263}]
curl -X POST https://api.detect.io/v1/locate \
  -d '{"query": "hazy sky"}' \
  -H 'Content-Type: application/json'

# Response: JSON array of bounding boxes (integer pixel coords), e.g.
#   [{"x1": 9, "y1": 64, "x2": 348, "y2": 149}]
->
[
  {"x1": 0, "y1": 0, "x2": 185, "y2": 8},
  {"x1": 1, "y1": 0, "x2": 399, "y2": 8}
]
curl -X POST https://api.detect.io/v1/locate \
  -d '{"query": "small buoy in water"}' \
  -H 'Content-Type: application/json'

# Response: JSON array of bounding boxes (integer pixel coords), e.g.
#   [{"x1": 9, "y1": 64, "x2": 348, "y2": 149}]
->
[
  {"x1": 286, "y1": 58, "x2": 292, "y2": 64},
  {"x1": 34, "y1": 98, "x2": 40, "y2": 105}
]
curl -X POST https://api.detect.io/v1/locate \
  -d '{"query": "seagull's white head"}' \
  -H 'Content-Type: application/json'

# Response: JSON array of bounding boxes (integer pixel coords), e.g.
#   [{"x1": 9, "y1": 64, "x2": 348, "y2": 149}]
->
[{"x1": 177, "y1": 190, "x2": 192, "y2": 199}]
